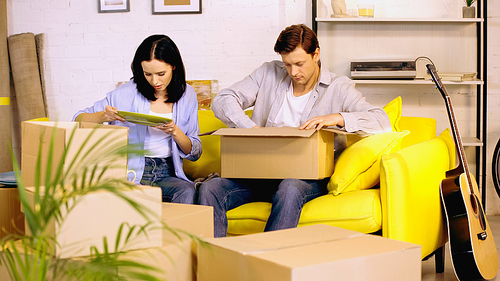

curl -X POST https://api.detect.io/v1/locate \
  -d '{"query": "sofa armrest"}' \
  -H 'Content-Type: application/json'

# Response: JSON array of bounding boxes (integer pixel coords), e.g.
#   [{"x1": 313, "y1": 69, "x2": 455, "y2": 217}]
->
[{"x1": 380, "y1": 134, "x2": 451, "y2": 258}]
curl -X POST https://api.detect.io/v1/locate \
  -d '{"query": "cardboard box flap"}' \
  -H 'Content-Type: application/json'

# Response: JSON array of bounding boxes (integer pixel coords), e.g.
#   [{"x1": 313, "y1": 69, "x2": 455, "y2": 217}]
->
[
  {"x1": 213, "y1": 127, "x2": 316, "y2": 138},
  {"x1": 250, "y1": 235, "x2": 421, "y2": 268},
  {"x1": 213, "y1": 127, "x2": 358, "y2": 137},
  {"x1": 204, "y1": 225, "x2": 363, "y2": 254},
  {"x1": 79, "y1": 122, "x2": 127, "y2": 130},
  {"x1": 321, "y1": 127, "x2": 358, "y2": 135}
]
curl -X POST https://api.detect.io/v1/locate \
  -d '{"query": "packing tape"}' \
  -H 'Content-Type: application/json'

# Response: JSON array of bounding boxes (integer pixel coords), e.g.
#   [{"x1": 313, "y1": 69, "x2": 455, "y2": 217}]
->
[{"x1": 0, "y1": 97, "x2": 10, "y2": 105}]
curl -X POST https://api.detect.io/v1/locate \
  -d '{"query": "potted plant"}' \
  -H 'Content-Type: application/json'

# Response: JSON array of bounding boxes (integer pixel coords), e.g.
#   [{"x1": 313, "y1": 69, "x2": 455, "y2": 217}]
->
[
  {"x1": 463, "y1": 0, "x2": 476, "y2": 18},
  {"x1": 0, "y1": 124, "x2": 202, "y2": 280}
]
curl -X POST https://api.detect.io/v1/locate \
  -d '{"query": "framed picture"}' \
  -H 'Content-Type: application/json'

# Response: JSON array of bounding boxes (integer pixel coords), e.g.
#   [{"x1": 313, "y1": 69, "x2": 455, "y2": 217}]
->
[
  {"x1": 152, "y1": 0, "x2": 202, "y2": 14},
  {"x1": 98, "y1": 0, "x2": 130, "y2": 13}
]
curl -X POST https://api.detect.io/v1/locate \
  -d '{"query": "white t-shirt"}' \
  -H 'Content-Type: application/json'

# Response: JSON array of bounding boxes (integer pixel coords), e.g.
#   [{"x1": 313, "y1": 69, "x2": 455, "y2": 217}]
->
[
  {"x1": 274, "y1": 82, "x2": 311, "y2": 127},
  {"x1": 144, "y1": 110, "x2": 173, "y2": 158}
]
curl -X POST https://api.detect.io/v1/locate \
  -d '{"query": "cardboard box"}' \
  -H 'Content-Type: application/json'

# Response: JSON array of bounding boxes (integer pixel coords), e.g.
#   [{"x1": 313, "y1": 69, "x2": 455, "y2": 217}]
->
[
  {"x1": 0, "y1": 233, "x2": 196, "y2": 281},
  {"x1": 123, "y1": 232, "x2": 198, "y2": 281},
  {"x1": 21, "y1": 121, "x2": 129, "y2": 187},
  {"x1": 0, "y1": 188, "x2": 24, "y2": 239},
  {"x1": 162, "y1": 202, "x2": 214, "y2": 239},
  {"x1": 23, "y1": 185, "x2": 162, "y2": 259},
  {"x1": 198, "y1": 224, "x2": 422, "y2": 281},
  {"x1": 214, "y1": 127, "x2": 352, "y2": 179}
]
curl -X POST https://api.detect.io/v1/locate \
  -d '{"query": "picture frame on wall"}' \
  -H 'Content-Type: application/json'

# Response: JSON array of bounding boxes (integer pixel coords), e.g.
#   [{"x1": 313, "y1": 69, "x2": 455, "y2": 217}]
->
[
  {"x1": 152, "y1": 0, "x2": 202, "y2": 14},
  {"x1": 98, "y1": 0, "x2": 130, "y2": 13}
]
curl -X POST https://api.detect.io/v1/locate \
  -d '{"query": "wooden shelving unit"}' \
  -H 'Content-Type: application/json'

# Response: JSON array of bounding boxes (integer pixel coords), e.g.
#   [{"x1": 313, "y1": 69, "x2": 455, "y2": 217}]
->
[{"x1": 312, "y1": 0, "x2": 488, "y2": 205}]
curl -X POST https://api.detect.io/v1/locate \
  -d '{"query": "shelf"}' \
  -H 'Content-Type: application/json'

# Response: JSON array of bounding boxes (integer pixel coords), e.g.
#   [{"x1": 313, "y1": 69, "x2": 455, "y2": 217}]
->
[
  {"x1": 463, "y1": 137, "x2": 483, "y2": 147},
  {"x1": 352, "y1": 79, "x2": 483, "y2": 85},
  {"x1": 316, "y1": 17, "x2": 483, "y2": 23}
]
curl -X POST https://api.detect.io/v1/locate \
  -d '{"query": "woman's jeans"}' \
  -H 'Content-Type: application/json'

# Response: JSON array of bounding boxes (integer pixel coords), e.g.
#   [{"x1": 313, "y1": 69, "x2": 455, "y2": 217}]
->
[
  {"x1": 140, "y1": 157, "x2": 195, "y2": 204},
  {"x1": 198, "y1": 177, "x2": 329, "y2": 237}
]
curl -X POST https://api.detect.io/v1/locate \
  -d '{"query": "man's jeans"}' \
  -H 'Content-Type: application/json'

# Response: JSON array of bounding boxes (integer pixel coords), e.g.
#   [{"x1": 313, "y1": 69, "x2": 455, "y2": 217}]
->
[
  {"x1": 198, "y1": 177, "x2": 329, "y2": 237},
  {"x1": 141, "y1": 157, "x2": 196, "y2": 204}
]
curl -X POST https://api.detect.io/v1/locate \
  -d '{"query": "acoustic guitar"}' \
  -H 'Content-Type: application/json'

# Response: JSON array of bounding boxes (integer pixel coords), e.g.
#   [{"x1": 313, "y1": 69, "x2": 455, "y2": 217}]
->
[{"x1": 427, "y1": 64, "x2": 498, "y2": 280}]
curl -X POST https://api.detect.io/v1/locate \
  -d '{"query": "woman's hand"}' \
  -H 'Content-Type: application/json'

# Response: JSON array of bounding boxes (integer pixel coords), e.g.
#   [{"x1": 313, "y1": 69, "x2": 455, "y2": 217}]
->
[
  {"x1": 104, "y1": 105, "x2": 126, "y2": 122},
  {"x1": 75, "y1": 105, "x2": 125, "y2": 123},
  {"x1": 300, "y1": 113, "x2": 345, "y2": 130},
  {"x1": 155, "y1": 121, "x2": 192, "y2": 155},
  {"x1": 155, "y1": 121, "x2": 178, "y2": 136}
]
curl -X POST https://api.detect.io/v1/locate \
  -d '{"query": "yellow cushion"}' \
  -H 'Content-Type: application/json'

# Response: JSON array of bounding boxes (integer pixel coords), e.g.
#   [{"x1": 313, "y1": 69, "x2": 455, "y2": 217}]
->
[
  {"x1": 327, "y1": 131, "x2": 409, "y2": 196},
  {"x1": 226, "y1": 189, "x2": 382, "y2": 236},
  {"x1": 227, "y1": 202, "x2": 271, "y2": 236},
  {"x1": 380, "y1": 136, "x2": 449, "y2": 258},
  {"x1": 183, "y1": 110, "x2": 227, "y2": 180},
  {"x1": 298, "y1": 189, "x2": 382, "y2": 234},
  {"x1": 399, "y1": 116, "x2": 436, "y2": 149},
  {"x1": 383, "y1": 96, "x2": 402, "y2": 132}
]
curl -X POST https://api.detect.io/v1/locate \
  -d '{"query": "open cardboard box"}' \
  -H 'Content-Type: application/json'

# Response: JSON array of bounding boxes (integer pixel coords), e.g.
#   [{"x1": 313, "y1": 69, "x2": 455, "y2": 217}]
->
[
  {"x1": 198, "y1": 224, "x2": 422, "y2": 281},
  {"x1": 21, "y1": 121, "x2": 129, "y2": 187},
  {"x1": 22, "y1": 185, "x2": 162, "y2": 259},
  {"x1": 214, "y1": 127, "x2": 359, "y2": 179}
]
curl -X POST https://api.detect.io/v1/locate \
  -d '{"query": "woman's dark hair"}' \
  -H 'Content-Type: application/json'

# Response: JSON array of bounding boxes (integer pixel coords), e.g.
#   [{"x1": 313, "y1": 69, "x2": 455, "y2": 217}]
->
[
  {"x1": 274, "y1": 24, "x2": 319, "y2": 55},
  {"x1": 131, "y1": 34, "x2": 186, "y2": 103}
]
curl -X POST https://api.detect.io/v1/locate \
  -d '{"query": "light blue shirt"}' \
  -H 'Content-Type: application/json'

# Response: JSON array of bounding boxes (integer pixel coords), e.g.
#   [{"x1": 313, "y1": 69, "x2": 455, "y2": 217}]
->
[{"x1": 72, "y1": 80, "x2": 202, "y2": 183}]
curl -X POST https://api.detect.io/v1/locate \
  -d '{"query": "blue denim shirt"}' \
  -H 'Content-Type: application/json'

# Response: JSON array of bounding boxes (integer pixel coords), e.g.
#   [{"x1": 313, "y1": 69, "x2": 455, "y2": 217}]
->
[{"x1": 72, "y1": 80, "x2": 202, "y2": 183}]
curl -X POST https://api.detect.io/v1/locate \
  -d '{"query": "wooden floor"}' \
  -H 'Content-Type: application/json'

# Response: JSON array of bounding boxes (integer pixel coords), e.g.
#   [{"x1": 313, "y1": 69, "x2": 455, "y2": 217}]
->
[{"x1": 422, "y1": 215, "x2": 500, "y2": 281}]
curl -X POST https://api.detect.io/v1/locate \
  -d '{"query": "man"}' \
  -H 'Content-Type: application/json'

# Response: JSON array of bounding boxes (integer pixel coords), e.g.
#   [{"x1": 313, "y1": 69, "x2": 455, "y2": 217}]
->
[{"x1": 198, "y1": 24, "x2": 391, "y2": 237}]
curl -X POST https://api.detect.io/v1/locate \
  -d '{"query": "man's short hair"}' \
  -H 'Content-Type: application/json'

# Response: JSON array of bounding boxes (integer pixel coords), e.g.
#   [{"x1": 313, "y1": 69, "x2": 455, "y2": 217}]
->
[{"x1": 274, "y1": 24, "x2": 319, "y2": 55}]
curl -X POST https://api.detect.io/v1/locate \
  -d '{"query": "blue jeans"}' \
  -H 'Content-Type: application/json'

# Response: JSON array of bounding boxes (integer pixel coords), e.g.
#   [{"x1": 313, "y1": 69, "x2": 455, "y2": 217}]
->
[
  {"x1": 140, "y1": 157, "x2": 195, "y2": 204},
  {"x1": 198, "y1": 177, "x2": 329, "y2": 237}
]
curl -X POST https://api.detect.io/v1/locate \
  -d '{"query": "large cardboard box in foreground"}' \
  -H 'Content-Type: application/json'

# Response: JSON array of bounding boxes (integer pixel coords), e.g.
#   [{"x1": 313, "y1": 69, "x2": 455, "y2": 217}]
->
[
  {"x1": 0, "y1": 188, "x2": 24, "y2": 239},
  {"x1": 21, "y1": 121, "x2": 129, "y2": 187},
  {"x1": 214, "y1": 127, "x2": 354, "y2": 179},
  {"x1": 198, "y1": 224, "x2": 422, "y2": 281},
  {"x1": 162, "y1": 202, "x2": 214, "y2": 239},
  {"x1": 23, "y1": 185, "x2": 162, "y2": 259}
]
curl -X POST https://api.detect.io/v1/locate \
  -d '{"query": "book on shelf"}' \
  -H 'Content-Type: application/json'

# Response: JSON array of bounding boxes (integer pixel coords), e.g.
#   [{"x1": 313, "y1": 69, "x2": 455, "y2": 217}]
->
[{"x1": 437, "y1": 72, "x2": 477, "y2": 82}]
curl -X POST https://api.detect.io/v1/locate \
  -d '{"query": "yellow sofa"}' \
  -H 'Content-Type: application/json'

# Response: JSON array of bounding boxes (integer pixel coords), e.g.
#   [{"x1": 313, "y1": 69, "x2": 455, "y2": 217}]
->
[{"x1": 183, "y1": 109, "x2": 455, "y2": 272}]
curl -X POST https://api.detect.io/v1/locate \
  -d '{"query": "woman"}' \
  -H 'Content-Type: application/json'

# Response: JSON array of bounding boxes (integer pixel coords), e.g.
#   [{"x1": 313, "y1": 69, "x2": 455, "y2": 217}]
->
[{"x1": 73, "y1": 34, "x2": 201, "y2": 204}]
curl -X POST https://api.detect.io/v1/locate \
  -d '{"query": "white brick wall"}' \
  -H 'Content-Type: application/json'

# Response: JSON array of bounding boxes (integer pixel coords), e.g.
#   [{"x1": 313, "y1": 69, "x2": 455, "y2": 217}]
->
[
  {"x1": 486, "y1": 0, "x2": 500, "y2": 214},
  {"x1": 6, "y1": 0, "x2": 500, "y2": 214},
  {"x1": 6, "y1": 0, "x2": 310, "y2": 121}
]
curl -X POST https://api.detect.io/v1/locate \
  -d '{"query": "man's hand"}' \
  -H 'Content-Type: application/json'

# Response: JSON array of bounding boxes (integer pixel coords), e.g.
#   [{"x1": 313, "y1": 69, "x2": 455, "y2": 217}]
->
[{"x1": 300, "y1": 113, "x2": 345, "y2": 130}]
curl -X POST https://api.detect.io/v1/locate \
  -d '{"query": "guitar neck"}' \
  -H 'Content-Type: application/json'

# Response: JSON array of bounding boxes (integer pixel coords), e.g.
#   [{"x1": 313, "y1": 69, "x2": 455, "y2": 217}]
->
[
  {"x1": 443, "y1": 95, "x2": 469, "y2": 176},
  {"x1": 428, "y1": 64, "x2": 474, "y2": 194}
]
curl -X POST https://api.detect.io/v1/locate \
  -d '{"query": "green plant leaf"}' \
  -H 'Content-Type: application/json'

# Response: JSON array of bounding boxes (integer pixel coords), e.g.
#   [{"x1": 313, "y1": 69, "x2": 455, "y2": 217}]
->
[{"x1": 2, "y1": 122, "x2": 199, "y2": 281}]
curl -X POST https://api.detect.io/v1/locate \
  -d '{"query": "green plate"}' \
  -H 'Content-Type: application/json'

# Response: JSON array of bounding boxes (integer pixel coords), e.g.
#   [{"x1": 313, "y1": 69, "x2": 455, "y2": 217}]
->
[{"x1": 117, "y1": 111, "x2": 172, "y2": 126}]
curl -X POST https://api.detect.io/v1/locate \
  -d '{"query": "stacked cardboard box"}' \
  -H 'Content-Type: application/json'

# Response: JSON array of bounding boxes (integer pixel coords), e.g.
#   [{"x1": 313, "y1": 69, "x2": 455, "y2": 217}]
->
[
  {"x1": 22, "y1": 185, "x2": 163, "y2": 258},
  {"x1": 21, "y1": 121, "x2": 129, "y2": 187},
  {"x1": 1, "y1": 121, "x2": 215, "y2": 280},
  {"x1": 0, "y1": 187, "x2": 24, "y2": 239},
  {"x1": 2, "y1": 201, "x2": 214, "y2": 281}
]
